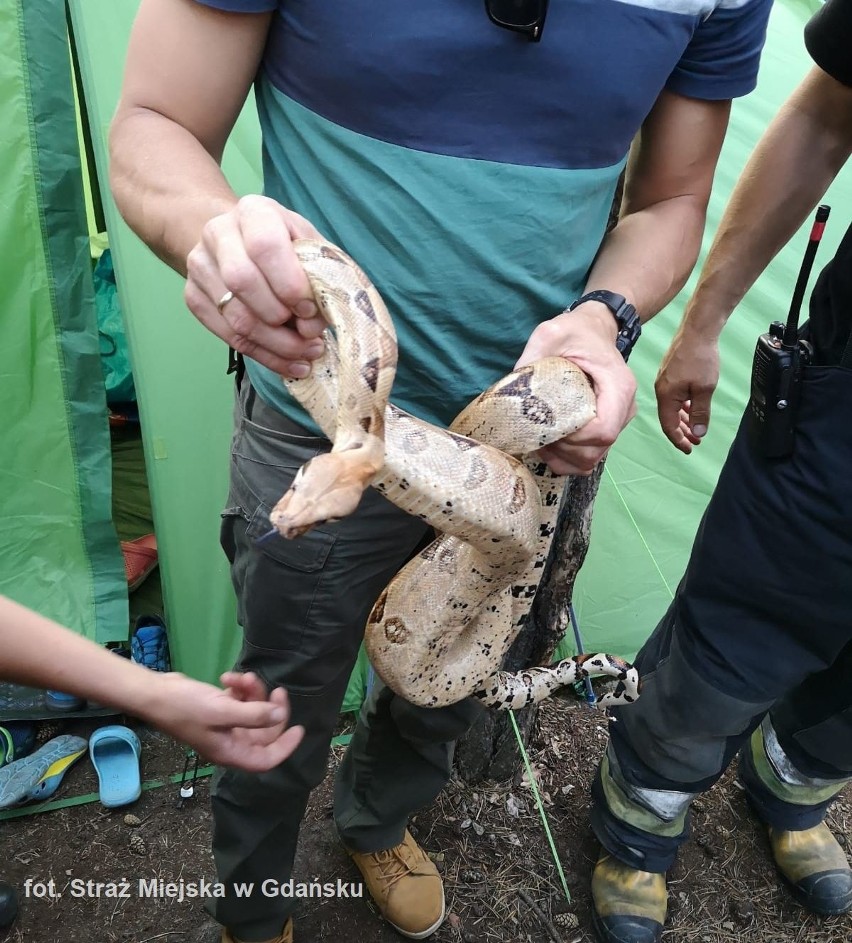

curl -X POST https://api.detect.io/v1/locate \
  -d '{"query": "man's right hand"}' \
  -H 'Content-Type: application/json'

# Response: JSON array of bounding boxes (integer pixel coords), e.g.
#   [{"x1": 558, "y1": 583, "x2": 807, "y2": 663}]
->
[
  {"x1": 515, "y1": 302, "x2": 638, "y2": 475},
  {"x1": 184, "y1": 194, "x2": 328, "y2": 379},
  {"x1": 654, "y1": 325, "x2": 721, "y2": 454}
]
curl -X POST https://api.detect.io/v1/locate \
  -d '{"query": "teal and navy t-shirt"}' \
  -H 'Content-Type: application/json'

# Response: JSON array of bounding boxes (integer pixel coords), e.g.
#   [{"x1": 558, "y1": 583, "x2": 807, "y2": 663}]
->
[{"x1": 197, "y1": 0, "x2": 772, "y2": 429}]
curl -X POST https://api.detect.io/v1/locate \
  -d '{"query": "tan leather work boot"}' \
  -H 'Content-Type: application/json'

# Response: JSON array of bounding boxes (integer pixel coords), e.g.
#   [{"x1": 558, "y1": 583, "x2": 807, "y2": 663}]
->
[
  {"x1": 221, "y1": 917, "x2": 293, "y2": 943},
  {"x1": 347, "y1": 830, "x2": 445, "y2": 938},
  {"x1": 591, "y1": 853, "x2": 666, "y2": 943},
  {"x1": 770, "y1": 822, "x2": 852, "y2": 915}
]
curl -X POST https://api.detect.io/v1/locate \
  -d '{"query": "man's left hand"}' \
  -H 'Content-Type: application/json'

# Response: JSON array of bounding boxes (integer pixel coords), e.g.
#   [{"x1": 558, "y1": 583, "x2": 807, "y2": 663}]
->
[{"x1": 515, "y1": 301, "x2": 637, "y2": 475}]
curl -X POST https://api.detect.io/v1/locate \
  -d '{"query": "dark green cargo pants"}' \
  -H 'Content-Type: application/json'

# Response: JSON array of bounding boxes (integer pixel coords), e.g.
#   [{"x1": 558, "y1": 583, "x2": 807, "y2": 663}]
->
[{"x1": 207, "y1": 379, "x2": 482, "y2": 940}]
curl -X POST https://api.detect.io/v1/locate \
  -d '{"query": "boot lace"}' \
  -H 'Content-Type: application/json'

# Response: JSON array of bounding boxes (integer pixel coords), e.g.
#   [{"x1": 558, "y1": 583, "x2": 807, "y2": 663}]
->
[{"x1": 370, "y1": 846, "x2": 417, "y2": 890}]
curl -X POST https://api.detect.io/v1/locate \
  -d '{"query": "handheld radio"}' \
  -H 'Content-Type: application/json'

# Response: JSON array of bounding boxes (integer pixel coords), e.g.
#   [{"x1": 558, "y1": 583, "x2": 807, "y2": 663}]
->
[{"x1": 748, "y1": 204, "x2": 830, "y2": 458}]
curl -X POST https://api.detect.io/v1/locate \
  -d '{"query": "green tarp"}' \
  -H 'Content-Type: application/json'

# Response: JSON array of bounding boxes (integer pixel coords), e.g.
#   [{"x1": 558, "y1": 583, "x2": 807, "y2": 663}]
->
[
  {"x1": 4, "y1": 0, "x2": 852, "y2": 693},
  {"x1": 572, "y1": 0, "x2": 852, "y2": 655},
  {"x1": 1, "y1": 0, "x2": 125, "y2": 643},
  {"x1": 67, "y1": 0, "x2": 262, "y2": 683}
]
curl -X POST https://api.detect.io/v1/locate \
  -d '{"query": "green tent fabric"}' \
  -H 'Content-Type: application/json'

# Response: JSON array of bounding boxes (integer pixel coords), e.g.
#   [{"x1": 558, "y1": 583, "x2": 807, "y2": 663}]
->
[
  {"x1": 569, "y1": 0, "x2": 852, "y2": 656},
  {"x1": 1, "y1": 0, "x2": 125, "y2": 642},
  {"x1": 67, "y1": 0, "x2": 264, "y2": 684},
  {"x1": 56, "y1": 0, "x2": 852, "y2": 697}
]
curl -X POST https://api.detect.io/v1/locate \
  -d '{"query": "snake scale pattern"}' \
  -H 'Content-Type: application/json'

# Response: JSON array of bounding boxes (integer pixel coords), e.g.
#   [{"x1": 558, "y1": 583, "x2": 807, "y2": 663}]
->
[{"x1": 269, "y1": 239, "x2": 640, "y2": 711}]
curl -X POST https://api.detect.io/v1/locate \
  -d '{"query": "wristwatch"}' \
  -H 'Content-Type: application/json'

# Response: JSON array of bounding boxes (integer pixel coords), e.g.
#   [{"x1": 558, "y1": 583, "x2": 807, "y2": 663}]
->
[{"x1": 568, "y1": 289, "x2": 642, "y2": 361}]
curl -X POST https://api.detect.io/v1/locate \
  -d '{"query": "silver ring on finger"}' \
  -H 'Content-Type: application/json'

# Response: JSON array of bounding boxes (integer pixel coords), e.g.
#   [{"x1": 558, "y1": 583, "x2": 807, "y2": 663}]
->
[{"x1": 217, "y1": 290, "x2": 235, "y2": 315}]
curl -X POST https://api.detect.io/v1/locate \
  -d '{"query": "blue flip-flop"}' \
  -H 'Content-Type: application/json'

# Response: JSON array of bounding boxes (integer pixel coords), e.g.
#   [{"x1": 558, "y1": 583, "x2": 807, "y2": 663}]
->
[
  {"x1": 89, "y1": 725, "x2": 141, "y2": 808},
  {"x1": 0, "y1": 735, "x2": 88, "y2": 809}
]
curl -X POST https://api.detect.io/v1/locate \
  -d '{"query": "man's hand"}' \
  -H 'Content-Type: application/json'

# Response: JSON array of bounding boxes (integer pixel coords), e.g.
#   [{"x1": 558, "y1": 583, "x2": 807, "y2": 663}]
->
[
  {"x1": 184, "y1": 195, "x2": 329, "y2": 379},
  {"x1": 144, "y1": 670, "x2": 304, "y2": 772},
  {"x1": 515, "y1": 302, "x2": 637, "y2": 475},
  {"x1": 655, "y1": 325, "x2": 720, "y2": 453}
]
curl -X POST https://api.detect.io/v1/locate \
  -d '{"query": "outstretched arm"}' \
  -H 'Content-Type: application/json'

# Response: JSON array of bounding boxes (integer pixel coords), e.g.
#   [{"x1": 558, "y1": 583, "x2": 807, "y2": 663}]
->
[
  {"x1": 656, "y1": 67, "x2": 852, "y2": 452},
  {"x1": 517, "y1": 91, "x2": 731, "y2": 474},
  {"x1": 0, "y1": 596, "x2": 304, "y2": 771}
]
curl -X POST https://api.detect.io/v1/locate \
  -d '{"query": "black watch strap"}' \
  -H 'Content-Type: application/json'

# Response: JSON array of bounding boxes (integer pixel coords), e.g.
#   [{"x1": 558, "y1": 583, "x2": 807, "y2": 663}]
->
[{"x1": 568, "y1": 289, "x2": 642, "y2": 361}]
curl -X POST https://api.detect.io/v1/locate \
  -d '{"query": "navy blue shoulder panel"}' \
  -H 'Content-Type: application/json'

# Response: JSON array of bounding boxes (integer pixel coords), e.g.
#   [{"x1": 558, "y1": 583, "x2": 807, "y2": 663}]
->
[
  {"x1": 262, "y1": 0, "x2": 696, "y2": 169},
  {"x1": 256, "y1": 0, "x2": 767, "y2": 169}
]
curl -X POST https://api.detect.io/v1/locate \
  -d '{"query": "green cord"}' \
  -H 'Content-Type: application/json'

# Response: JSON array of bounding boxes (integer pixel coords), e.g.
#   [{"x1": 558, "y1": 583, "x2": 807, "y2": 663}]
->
[
  {"x1": 503, "y1": 465, "x2": 677, "y2": 903},
  {"x1": 0, "y1": 732, "x2": 353, "y2": 821},
  {"x1": 508, "y1": 709, "x2": 572, "y2": 903},
  {"x1": 603, "y1": 465, "x2": 676, "y2": 602},
  {"x1": 0, "y1": 765, "x2": 216, "y2": 821},
  {"x1": 504, "y1": 466, "x2": 678, "y2": 903}
]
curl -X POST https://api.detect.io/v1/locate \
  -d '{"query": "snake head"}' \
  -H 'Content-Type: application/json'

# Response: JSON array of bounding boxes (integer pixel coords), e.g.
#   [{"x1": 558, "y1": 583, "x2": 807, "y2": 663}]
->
[{"x1": 269, "y1": 450, "x2": 381, "y2": 539}]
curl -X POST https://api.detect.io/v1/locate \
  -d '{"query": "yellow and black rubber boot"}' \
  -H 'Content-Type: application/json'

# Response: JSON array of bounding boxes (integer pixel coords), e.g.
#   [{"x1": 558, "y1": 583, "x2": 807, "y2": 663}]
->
[
  {"x1": 740, "y1": 720, "x2": 852, "y2": 916},
  {"x1": 769, "y1": 824, "x2": 852, "y2": 916},
  {"x1": 222, "y1": 916, "x2": 293, "y2": 943},
  {"x1": 591, "y1": 853, "x2": 666, "y2": 943}
]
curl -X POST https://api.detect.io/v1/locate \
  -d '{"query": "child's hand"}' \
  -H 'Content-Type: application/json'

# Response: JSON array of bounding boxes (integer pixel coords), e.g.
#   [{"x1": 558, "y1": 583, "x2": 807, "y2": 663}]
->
[{"x1": 145, "y1": 671, "x2": 304, "y2": 771}]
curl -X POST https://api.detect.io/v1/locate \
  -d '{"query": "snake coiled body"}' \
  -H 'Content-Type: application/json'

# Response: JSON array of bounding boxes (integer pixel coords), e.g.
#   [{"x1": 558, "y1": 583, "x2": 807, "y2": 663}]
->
[{"x1": 270, "y1": 239, "x2": 639, "y2": 711}]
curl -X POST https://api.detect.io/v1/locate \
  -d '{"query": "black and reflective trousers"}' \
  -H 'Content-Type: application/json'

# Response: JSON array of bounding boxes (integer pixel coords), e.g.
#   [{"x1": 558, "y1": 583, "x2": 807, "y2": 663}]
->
[{"x1": 591, "y1": 364, "x2": 852, "y2": 873}]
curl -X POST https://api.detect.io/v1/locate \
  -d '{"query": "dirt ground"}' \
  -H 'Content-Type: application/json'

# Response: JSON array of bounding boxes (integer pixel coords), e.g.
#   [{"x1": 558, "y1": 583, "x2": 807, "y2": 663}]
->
[{"x1": 0, "y1": 699, "x2": 850, "y2": 943}]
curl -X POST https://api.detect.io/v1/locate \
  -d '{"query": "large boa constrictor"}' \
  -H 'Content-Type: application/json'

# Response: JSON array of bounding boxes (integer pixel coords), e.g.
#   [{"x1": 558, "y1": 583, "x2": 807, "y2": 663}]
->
[{"x1": 269, "y1": 240, "x2": 639, "y2": 711}]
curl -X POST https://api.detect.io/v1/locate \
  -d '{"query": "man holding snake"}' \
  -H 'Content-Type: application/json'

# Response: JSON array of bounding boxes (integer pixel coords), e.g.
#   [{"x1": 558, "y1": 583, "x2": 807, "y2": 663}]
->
[{"x1": 109, "y1": 2, "x2": 772, "y2": 940}]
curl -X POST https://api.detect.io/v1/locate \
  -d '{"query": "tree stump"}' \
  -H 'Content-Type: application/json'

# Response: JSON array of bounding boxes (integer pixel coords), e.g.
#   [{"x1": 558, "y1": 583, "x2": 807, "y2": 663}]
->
[
  {"x1": 454, "y1": 172, "x2": 624, "y2": 783},
  {"x1": 454, "y1": 463, "x2": 606, "y2": 782}
]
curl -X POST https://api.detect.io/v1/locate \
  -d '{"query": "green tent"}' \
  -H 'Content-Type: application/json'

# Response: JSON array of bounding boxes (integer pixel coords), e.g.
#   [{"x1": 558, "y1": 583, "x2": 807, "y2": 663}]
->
[
  {"x1": 3, "y1": 0, "x2": 850, "y2": 702},
  {"x1": 2, "y1": 1, "x2": 125, "y2": 644}
]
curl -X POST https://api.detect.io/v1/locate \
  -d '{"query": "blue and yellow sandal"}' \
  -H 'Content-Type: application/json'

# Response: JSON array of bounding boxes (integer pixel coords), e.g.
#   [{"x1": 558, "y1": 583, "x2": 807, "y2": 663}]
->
[{"x1": 0, "y1": 734, "x2": 88, "y2": 809}]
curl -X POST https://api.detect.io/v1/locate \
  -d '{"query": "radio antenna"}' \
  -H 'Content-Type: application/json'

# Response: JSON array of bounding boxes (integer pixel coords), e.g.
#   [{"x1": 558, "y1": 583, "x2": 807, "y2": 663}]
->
[{"x1": 783, "y1": 204, "x2": 830, "y2": 348}]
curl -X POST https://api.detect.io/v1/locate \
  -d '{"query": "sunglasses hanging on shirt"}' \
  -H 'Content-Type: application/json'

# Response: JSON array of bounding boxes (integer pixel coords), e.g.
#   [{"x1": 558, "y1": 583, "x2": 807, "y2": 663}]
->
[{"x1": 484, "y1": 0, "x2": 549, "y2": 41}]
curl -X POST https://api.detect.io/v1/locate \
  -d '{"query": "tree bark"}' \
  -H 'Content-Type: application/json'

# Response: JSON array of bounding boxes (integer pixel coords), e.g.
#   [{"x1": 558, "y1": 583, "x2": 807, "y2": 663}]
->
[
  {"x1": 454, "y1": 173, "x2": 624, "y2": 784},
  {"x1": 453, "y1": 464, "x2": 606, "y2": 783}
]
